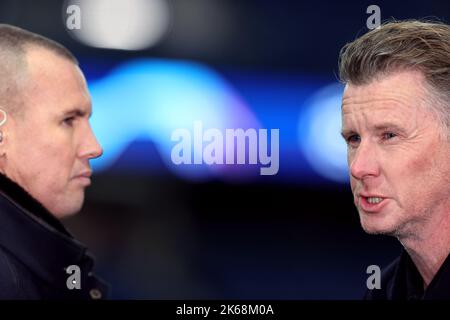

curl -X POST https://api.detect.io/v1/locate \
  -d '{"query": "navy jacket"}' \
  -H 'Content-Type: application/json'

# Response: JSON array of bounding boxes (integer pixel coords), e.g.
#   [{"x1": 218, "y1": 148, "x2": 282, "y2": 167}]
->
[{"x1": 0, "y1": 173, "x2": 109, "y2": 299}]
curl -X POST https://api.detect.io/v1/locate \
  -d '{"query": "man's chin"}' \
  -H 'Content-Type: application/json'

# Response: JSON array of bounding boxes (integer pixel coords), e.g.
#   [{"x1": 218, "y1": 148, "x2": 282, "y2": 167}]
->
[
  {"x1": 55, "y1": 206, "x2": 82, "y2": 219},
  {"x1": 359, "y1": 214, "x2": 400, "y2": 236},
  {"x1": 48, "y1": 195, "x2": 85, "y2": 219},
  {"x1": 362, "y1": 225, "x2": 397, "y2": 236}
]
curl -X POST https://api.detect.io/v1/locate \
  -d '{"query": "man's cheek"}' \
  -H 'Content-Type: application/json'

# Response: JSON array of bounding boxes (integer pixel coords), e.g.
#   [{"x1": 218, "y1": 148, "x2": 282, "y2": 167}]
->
[
  {"x1": 349, "y1": 176, "x2": 357, "y2": 190},
  {"x1": 404, "y1": 151, "x2": 436, "y2": 189}
]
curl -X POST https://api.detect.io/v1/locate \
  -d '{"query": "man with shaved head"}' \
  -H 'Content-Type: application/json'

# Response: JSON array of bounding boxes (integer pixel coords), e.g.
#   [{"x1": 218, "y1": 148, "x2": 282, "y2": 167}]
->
[
  {"x1": 0, "y1": 24, "x2": 108, "y2": 299},
  {"x1": 339, "y1": 20, "x2": 450, "y2": 299}
]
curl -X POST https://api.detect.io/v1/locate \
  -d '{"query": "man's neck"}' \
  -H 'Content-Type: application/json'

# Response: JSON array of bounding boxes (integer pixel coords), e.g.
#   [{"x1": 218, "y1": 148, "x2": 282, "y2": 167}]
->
[{"x1": 399, "y1": 206, "x2": 450, "y2": 288}]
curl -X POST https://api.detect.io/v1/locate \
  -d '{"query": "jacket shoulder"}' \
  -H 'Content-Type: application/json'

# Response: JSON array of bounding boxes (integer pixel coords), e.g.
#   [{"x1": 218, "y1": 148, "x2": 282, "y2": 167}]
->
[{"x1": 363, "y1": 256, "x2": 400, "y2": 300}]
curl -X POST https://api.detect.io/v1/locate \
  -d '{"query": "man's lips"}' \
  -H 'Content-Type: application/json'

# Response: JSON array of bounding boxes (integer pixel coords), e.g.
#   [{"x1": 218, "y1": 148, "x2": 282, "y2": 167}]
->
[
  {"x1": 72, "y1": 171, "x2": 92, "y2": 185},
  {"x1": 355, "y1": 193, "x2": 389, "y2": 213},
  {"x1": 73, "y1": 170, "x2": 92, "y2": 178}
]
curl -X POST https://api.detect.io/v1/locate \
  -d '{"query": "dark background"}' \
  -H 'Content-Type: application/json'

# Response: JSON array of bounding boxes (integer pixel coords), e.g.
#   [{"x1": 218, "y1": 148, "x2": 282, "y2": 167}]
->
[{"x1": 2, "y1": 0, "x2": 449, "y2": 299}]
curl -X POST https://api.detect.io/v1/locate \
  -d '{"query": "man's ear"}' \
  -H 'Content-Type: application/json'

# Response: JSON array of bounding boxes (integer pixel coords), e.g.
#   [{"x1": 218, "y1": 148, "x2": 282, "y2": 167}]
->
[
  {"x1": 0, "y1": 109, "x2": 8, "y2": 157},
  {"x1": 0, "y1": 109, "x2": 6, "y2": 127}
]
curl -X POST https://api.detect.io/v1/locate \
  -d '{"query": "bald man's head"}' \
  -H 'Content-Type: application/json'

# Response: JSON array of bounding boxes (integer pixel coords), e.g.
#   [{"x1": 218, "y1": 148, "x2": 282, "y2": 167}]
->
[{"x1": 0, "y1": 24, "x2": 78, "y2": 116}]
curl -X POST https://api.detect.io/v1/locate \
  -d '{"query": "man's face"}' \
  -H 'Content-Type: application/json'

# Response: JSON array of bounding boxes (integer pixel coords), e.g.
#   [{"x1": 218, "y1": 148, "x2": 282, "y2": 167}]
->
[
  {"x1": 341, "y1": 70, "x2": 450, "y2": 237},
  {"x1": 3, "y1": 47, "x2": 102, "y2": 218}
]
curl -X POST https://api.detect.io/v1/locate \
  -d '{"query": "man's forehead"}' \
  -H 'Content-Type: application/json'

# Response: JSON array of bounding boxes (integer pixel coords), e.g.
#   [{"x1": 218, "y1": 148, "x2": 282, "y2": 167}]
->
[
  {"x1": 342, "y1": 70, "x2": 428, "y2": 105},
  {"x1": 341, "y1": 96, "x2": 430, "y2": 136},
  {"x1": 343, "y1": 87, "x2": 421, "y2": 111},
  {"x1": 341, "y1": 98, "x2": 409, "y2": 116},
  {"x1": 22, "y1": 47, "x2": 91, "y2": 114},
  {"x1": 25, "y1": 47, "x2": 85, "y2": 88}
]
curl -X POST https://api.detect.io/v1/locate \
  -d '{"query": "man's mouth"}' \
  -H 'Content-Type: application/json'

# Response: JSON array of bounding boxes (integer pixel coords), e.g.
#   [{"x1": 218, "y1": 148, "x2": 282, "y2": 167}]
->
[{"x1": 356, "y1": 194, "x2": 389, "y2": 213}]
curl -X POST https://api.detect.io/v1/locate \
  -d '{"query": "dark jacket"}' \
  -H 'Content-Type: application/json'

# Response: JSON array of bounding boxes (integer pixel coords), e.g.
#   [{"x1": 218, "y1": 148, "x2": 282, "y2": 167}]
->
[
  {"x1": 365, "y1": 249, "x2": 450, "y2": 300},
  {"x1": 0, "y1": 173, "x2": 109, "y2": 299}
]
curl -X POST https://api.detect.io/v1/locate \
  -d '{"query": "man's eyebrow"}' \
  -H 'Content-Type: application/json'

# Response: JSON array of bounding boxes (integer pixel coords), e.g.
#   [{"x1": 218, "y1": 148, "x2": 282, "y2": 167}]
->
[
  {"x1": 340, "y1": 129, "x2": 357, "y2": 139},
  {"x1": 373, "y1": 123, "x2": 406, "y2": 133},
  {"x1": 340, "y1": 123, "x2": 406, "y2": 138},
  {"x1": 62, "y1": 108, "x2": 92, "y2": 118}
]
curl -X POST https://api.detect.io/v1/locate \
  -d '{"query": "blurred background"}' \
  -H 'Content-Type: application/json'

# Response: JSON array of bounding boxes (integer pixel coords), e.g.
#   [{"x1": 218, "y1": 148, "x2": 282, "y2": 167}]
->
[{"x1": 2, "y1": 0, "x2": 449, "y2": 299}]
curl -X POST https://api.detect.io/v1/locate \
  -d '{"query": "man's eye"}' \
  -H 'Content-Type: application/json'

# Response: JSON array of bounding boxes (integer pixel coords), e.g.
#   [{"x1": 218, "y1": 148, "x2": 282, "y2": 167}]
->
[
  {"x1": 382, "y1": 132, "x2": 397, "y2": 140},
  {"x1": 346, "y1": 134, "x2": 361, "y2": 145},
  {"x1": 63, "y1": 117, "x2": 75, "y2": 126}
]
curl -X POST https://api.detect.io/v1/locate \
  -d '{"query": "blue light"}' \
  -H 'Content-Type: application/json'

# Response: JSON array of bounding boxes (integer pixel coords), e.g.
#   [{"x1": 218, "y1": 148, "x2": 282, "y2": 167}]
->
[
  {"x1": 298, "y1": 83, "x2": 349, "y2": 183},
  {"x1": 88, "y1": 58, "x2": 259, "y2": 180}
]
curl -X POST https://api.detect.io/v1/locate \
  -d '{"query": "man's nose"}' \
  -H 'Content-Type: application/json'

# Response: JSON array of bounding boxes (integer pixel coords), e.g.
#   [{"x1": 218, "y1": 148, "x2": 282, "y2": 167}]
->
[
  {"x1": 79, "y1": 124, "x2": 103, "y2": 160},
  {"x1": 349, "y1": 140, "x2": 380, "y2": 180}
]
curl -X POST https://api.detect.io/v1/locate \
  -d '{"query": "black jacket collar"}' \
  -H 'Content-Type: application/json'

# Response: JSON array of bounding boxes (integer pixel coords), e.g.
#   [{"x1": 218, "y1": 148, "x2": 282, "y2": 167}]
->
[
  {"x1": 0, "y1": 173, "x2": 92, "y2": 290},
  {"x1": 391, "y1": 249, "x2": 450, "y2": 300},
  {"x1": 0, "y1": 173, "x2": 70, "y2": 236}
]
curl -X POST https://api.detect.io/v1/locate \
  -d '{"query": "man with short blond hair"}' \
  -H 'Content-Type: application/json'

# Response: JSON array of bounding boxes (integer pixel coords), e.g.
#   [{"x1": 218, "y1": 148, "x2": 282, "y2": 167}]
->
[{"x1": 339, "y1": 20, "x2": 450, "y2": 300}]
